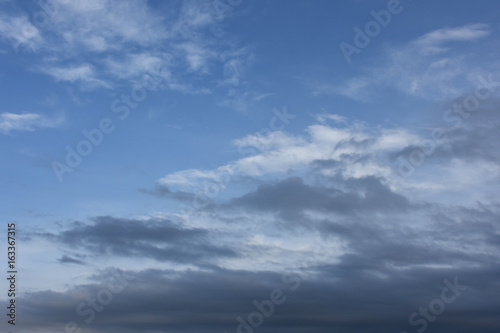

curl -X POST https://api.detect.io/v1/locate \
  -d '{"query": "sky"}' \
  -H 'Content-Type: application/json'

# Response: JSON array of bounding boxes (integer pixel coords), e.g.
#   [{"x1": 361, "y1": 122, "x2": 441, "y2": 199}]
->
[{"x1": 1, "y1": 0, "x2": 500, "y2": 332}]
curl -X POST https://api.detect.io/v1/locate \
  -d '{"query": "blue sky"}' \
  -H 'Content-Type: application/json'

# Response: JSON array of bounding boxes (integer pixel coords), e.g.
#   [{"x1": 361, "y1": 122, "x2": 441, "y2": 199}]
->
[{"x1": 1, "y1": 0, "x2": 500, "y2": 332}]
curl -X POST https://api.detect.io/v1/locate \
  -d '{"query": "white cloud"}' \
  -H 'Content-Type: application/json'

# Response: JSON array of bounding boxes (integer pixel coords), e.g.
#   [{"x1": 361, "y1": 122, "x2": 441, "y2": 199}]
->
[
  {"x1": 0, "y1": 112, "x2": 63, "y2": 134},
  {"x1": 51, "y1": 0, "x2": 167, "y2": 52},
  {"x1": 157, "y1": 112, "x2": 500, "y2": 207},
  {"x1": 315, "y1": 114, "x2": 348, "y2": 124},
  {"x1": 170, "y1": 0, "x2": 220, "y2": 36},
  {"x1": 415, "y1": 23, "x2": 490, "y2": 55},
  {"x1": 103, "y1": 53, "x2": 173, "y2": 81},
  {"x1": 159, "y1": 169, "x2": 222, "y2": 188},
  {"x1": 317, "y1": 77, "x2": 371, "y2": 101},
  {"x1": 158, "y1": 118, "x2": 417, "y2": 193},
  {"x1": 42, "y1": 64, "x2": 92, "y2": 82},
  {"x1": 40, "y1": 64, "x2": 111, "y2": 88},
  {"x1": 320, "y1": 24, "x2": 497, "y2": 101},
  {"x1": 0, "y1": 13, "x2": 42, "y2": 51},
  {"x1": 234, "y1": 131, "x2": 306, "y2": 152},
  {"x1": 176, "y1": 41, "x2": 215, "y2": 72},
  {"x1": 0, "y1": 0, "x2": 250, "y2": 92}
]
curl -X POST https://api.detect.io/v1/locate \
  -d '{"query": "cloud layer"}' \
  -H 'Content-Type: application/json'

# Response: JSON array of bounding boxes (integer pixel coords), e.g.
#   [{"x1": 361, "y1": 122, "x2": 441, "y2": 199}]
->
[{"x1": 2, "y1": 2, "x2": 500, "y2": 333}]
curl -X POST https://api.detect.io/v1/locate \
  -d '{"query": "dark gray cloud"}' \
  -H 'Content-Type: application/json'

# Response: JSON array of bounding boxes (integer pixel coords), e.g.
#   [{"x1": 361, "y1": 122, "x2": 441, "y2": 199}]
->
[
  {"x1": 391, "y1": 99, "x2": 500, "y2": 165},
  {"x1": 17, "y1": 262, "x2": 500, "y2": 333},
  {"x1": 40, "y1": 216, "x2": 237, "y2": 264},
  {"x1": 19, "y1": 197, "x2": 500, "y2": 333},
  {"x1": 139, "y1": 185, "x2": 197, "y2": 202},
  {"x1": 436, "y1": 123, "x2": 500, "y2": 163},
  {"x1": 57, "y1": 255, "x2": 86, "y2": 265},
  {"x1": 320, "y1": 200, "x2": 500, "y2": 268},
  {"x1": 229, "y1": 175, "x2": 410, "y2": 217},
  {"x1": 390, "y1": 122, "x2": 500, "y2": 166}
]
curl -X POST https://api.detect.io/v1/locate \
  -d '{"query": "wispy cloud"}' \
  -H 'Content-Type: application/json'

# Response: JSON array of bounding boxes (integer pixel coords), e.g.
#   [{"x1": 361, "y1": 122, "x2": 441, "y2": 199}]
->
[
  {"x1": 0, "y1": 0, "x2": 250, "y2": 93},
  {"x1": 48, "y1": 0, "x2": 167, "y2": 52},
  {"x1": 40, "y1": 64, "x2": 111, "y2": 88},
  {"x1": 315, "y1": 113, "x2": 348, "y2": 124},
  {"x1": 0, "y1": 112, "x2": 63, "y2": 134},
  {"x1": 0, "y1": 13, "x2": 42, "y2": 51},
  {"x1": 415, "y1": 23, "x2": 490, "y2": 55},
  {"x1": 316, "y1": 24, "x2": 497, "y2": 101},
  {"x1": 103, "y1": 53, "x2": 173, "y2": 81}
]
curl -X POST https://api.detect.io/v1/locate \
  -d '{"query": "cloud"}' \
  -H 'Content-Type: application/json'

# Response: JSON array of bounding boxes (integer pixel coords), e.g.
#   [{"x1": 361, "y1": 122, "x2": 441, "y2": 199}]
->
[
  {"x1": 0, "y1": 0, "x2": 251, "y2": 93},
  {"x1": 2, "y1": 4, "x2": 499, "y2": 333},
  {"x1": 229, "y1": 176, "x2": 410, "y2": 217},
  {"x1": 389, "y1": 100, "x2": 500, "y2": 191},
  {"x1": 228, "y1": 123, "x2": 418, "y2": 180},
  {"x1": 415, "y1": 23, "x2": 491, "y2": 55},
  {"x1": 151, "y1": 117, "x2": 432, "y2": 206},
  {"x1": 176, "y1": 41, "x2": 216, "y2": 72},
  {"x1": 136, "y1": 105, "x2": 500, "y2": 280},
  {"x1": 158, "y1": 166, "x2": 236, "y2": 193},
  {"x1": 0, "y1": 0, "x2": 254, "y2": 125},
  {"x1": 57, "y1": 255, "x2": 86, "y2": 265},
  {"x1": 0, "y1": 112, "x2": 63, "y2": 134},
  {"x1": 103, "y1": 52, "x2": 173, "y2": 81},
  {"x1": 217, "y1": 89, "x2": 269, "y2": 112},
  {"x1": 40, "y1": 216, "x2": 237, "y2": 264},
  {"x1": 47, "y1": 0, "x2": 167, "y2": 52},
  {"x1": 315, "y1": 113, "x2": 348, "y2": 124},
  {"x1": 321, "y1": 24, "x2": 498, "y2": 101},
  {"x1": 139, "y1": 184, "x2": 197, "y2": 203},
  {"x1": 15, "y1": 103, "x2": 500, "y2": 332},
  {"x1": 16, "y1": 253, "x2": 500, "y2": 333},
  {"x1": 0, "y1": 13, "x2": 42, "y2": 51},
  {"x1": 40, "y1": 64, "x2": 111, "y2": 88},
  {"x1": 152, "y1": 101, "x2": 500, "y2": 218},
  {"x1": 313, "y1": 77, "x2": 371, "y2": 101}
]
